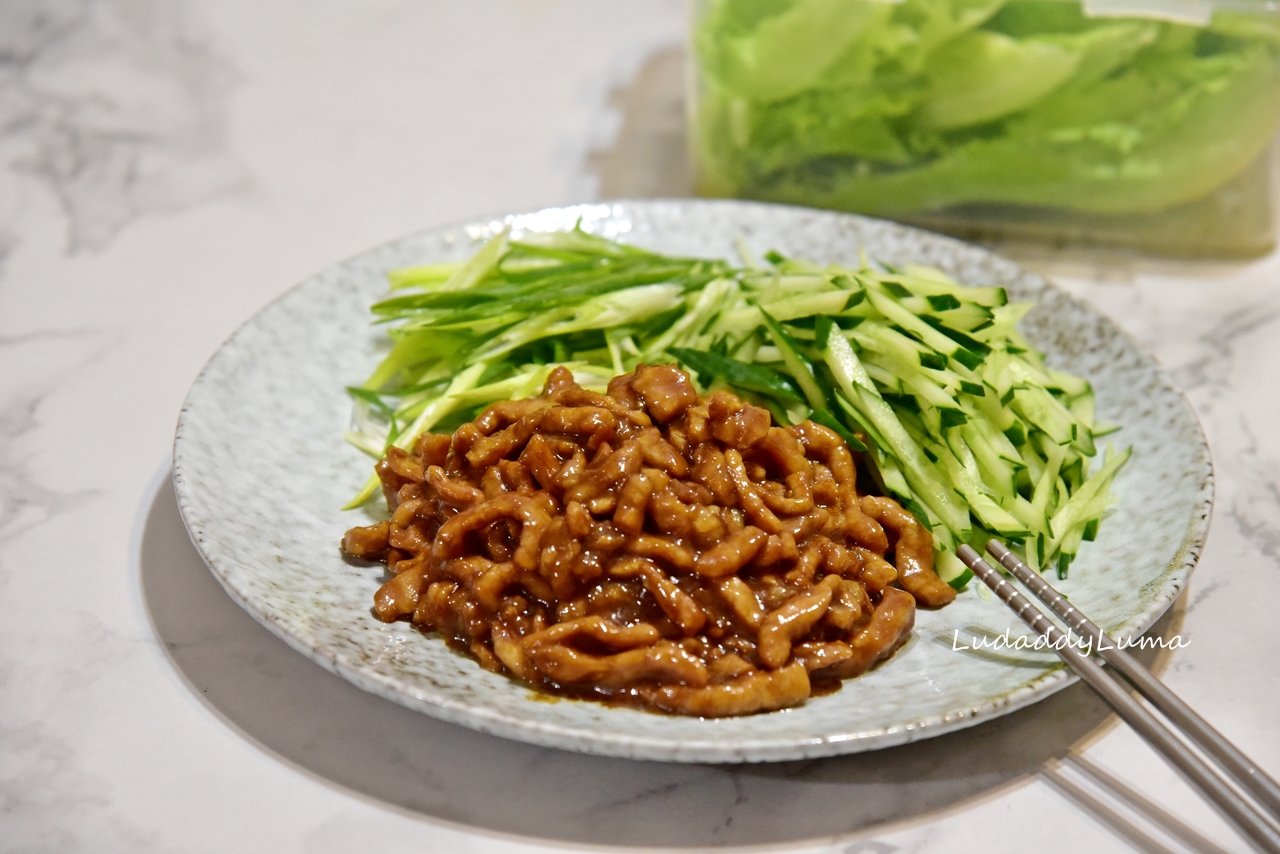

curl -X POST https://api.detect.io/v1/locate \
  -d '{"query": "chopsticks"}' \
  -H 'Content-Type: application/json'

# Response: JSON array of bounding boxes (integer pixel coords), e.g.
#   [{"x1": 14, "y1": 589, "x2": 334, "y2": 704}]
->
[{"x1": 956, "y1": 542, "x2": 1280, "y2": 854}]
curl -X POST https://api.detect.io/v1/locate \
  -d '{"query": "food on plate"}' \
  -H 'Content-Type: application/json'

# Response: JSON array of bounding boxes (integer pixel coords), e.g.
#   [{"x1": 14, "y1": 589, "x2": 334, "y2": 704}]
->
[
  {"x1": 340, "y1": 225, "x2": 1130, "y2": 713},
  {"x1": 345, "y1": 225, "x2": 1127, "y2": 581},
  {"x1": 343, "y1": 363, "x2": 952, "y2": 715}
]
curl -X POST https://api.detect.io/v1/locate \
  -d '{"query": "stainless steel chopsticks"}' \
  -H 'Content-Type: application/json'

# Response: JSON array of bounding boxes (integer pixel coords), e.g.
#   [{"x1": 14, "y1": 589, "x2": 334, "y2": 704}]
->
[
  {"x1": 983, "y1": 540, "x2": 1280, "y2": 817},
  {"x1": 956, "y1": 542, "x2": 1280, "y2": 854}
]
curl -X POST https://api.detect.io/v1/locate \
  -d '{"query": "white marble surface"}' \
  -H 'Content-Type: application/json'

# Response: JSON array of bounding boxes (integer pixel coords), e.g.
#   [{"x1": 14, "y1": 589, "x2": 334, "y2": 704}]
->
[{"x1": 0, "y1": 1, "x2": 1276, "y2": 852}]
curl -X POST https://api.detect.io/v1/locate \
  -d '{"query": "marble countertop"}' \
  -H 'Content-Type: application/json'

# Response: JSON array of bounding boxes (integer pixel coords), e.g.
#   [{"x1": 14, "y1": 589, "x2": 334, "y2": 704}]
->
[{"x1": 2, "y1": 1, "x2": 1277, "y2": 852}]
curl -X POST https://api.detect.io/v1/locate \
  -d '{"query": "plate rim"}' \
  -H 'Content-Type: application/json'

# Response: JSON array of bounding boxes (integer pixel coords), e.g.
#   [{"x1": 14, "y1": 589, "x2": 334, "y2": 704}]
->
[{"x1": 172, "y1": 198, "x2": 1214, "y2": 762}]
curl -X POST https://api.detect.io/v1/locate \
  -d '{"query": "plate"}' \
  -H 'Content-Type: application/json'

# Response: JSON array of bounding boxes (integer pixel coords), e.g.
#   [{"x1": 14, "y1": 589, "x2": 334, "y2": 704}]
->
[{"x1": 172, "y1": 200, "x2": 1212, "y2": 763}]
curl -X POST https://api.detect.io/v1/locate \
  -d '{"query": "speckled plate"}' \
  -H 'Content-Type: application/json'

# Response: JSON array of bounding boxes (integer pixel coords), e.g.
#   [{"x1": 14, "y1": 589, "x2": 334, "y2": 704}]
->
[{"x1": 172, "y1": 200, "x2": 1212, "y2": 763}]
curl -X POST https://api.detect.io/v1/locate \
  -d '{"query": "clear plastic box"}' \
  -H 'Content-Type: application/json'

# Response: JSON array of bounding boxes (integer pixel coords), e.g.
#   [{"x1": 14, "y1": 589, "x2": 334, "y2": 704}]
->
[{"x1": 690, "y1": 0, "x2": 1280, "y2": 257}]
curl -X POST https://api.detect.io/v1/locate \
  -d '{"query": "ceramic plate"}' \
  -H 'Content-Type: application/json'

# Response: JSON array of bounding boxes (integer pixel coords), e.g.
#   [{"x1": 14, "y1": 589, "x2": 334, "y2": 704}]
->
[{"x1": 172, "y1": 200, "x2": 1212, "y2": 762}]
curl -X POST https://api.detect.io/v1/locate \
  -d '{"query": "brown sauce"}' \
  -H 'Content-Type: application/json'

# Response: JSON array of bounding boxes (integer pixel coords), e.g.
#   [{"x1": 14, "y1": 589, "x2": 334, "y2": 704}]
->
[{"x1": 341, "y1": 364, "x2": 953, "y2": 717}]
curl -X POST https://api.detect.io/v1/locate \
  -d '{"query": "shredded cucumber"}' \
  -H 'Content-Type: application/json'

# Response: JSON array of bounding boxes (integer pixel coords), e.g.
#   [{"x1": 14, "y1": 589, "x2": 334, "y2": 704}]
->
[{"x1": 346, "y1": 224, "x2": 1127, "y2": 582}]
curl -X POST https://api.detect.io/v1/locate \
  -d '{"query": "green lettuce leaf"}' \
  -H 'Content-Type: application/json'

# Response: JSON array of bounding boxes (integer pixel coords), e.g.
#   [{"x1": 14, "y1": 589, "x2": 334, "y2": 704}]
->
[{"x1": 693, "y1": 0, "x2": 1280, "y2": 216}]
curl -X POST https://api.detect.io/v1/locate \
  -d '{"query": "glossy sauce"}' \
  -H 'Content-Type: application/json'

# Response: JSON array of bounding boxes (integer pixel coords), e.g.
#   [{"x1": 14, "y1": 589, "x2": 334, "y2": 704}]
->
[{"x1": 342, "y1": 364, "x2": 951, "y2": 716}]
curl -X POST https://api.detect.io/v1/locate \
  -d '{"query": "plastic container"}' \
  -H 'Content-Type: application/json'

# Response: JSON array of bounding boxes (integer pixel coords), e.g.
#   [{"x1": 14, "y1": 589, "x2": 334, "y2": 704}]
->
[{"x1": 689, "y1": 0, "x2": 1280, "y2": 257}]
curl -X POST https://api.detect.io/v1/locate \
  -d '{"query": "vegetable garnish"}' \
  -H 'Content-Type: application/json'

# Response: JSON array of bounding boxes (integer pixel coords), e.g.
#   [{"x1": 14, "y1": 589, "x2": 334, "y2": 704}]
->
[{"x1": 346, "y1": 225, "x2": 1127, "y2": 584}]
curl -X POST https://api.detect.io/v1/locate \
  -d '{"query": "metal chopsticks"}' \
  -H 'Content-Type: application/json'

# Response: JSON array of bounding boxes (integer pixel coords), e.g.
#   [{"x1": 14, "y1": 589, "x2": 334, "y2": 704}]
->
[
  {"x1": 956, "y1": 542, "x2": 1280, "y2": 854},
  {"x1": 984, "y1": 540, "x2": 1280, "y2": 817}
]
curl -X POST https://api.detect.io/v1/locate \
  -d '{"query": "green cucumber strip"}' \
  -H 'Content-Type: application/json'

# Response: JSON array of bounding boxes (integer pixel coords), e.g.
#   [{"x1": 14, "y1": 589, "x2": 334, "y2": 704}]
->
[
  {"x1": 883, "y1": 389, "x2": 928, "y2": 418},
  {"x1": 877, "y1": 272, "x2": 1008, "y2": 308},
  {"x1": 860, "y1": 451, "x2": 906, "y2": 511},
  {"x1": 920, "y1": 351, "x2": 948, "y2": 371},
  {"x1": 968, "y1": 495, "x2": 1030, "y2": 537},
  {"x1": 638, "y1": 278, "x2": 739, "y2": 357},
  {"x1": 972, "y1": 302, "x2": 1033, "y2": 339},
  {"x1": 870, "y1": 445, "x2": 911, "y2": 495},
  {"x1": 835, "y1": 395, "x2": 893, "y2": 456},
  {"x1": 1048, "y1": 369, "x2": 1091, "y2": 400},
  {"x1": 668, "y1": 347, "x2": 804, "y2": 405},
  {"x1": 814, "y1": 316, "x2": 832, "y2": 350},
  {"x1": 984, "y1": 351, "x2": 1013, "y2": 399},
  {"x1": 1048, "y1": 447, "x2": 1132, "y2": 542},
  {"x1": 899, "y1": 495, "x2": 935, "y2": 533},
  {"x1": 882, "y1": 280, "x2": 913, "y2": 299},
  {"x1": 822, "y1": 324, "x2": 877, "y2": 395},
  {"x1": 1032, "y1": 441, "x2": 1068, "y2": 517},
  {"x1": 1004, "y1": 494, "x2": 1050, "y2": 540},
  {"x1": 858, "y1": 343, "x2": 966, "y2": 411},
  {"x1": 1059, "y1": 521, "x2": 1086, "y2": 565},
  {"x1": 761, "y1": 311, "x2": 826, "y2": 410},
  {"x1": 864, "y1": 363, "x2": 905, "y2": 395},
  {"x1": 968, "y1": 402, "x2": 1025, "y2": 467},
  {"x1": 846, "y1": 383, "x2": 972, "y2": 538},
  {"x1": 1004, "y1": 421, "x2": 1027, "y2": 447},
  {"x1": 919, "y1": 316, "x2": 992, "y2": 357},
  {"x1": 853, "y1": 323, "x2": 933, "y2": 365},
  {"x1": 871, "y1": 290, "x2": 987, "y2": 371},
  {"x1": 960, "y1": 422, "x2": 1016, "y2": 495},
  {"x1": 935, "y1": 549, "x2": 972, "y2": 589},
  {"x1": 929, "y1": 303, "x2": 997, "y2": 332},
  {"x1": 1061, "y1": 456, "x2": 1084, "y2": 492},
  {"x1": 1069, "y1": 390, "x2": 1096, "y2": 427},
  {"x1": 1011, "y1": 386, "x2": 1073, "y2": 446},
  {"x1": 756, "y1": 290, "x2": 849, "y2": 321},
  {"x1": 809, "y1": 408, "x2": 868, "y2": 451},
  {"x1": 936, "y1": 439, "x2": 1028, "y2": 537}
]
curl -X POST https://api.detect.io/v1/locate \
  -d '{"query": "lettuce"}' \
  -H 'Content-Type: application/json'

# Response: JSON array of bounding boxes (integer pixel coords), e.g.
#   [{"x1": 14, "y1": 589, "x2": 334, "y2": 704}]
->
[{"x1": 693, "y1": 0, "x2": 1280, "y2": 216}]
